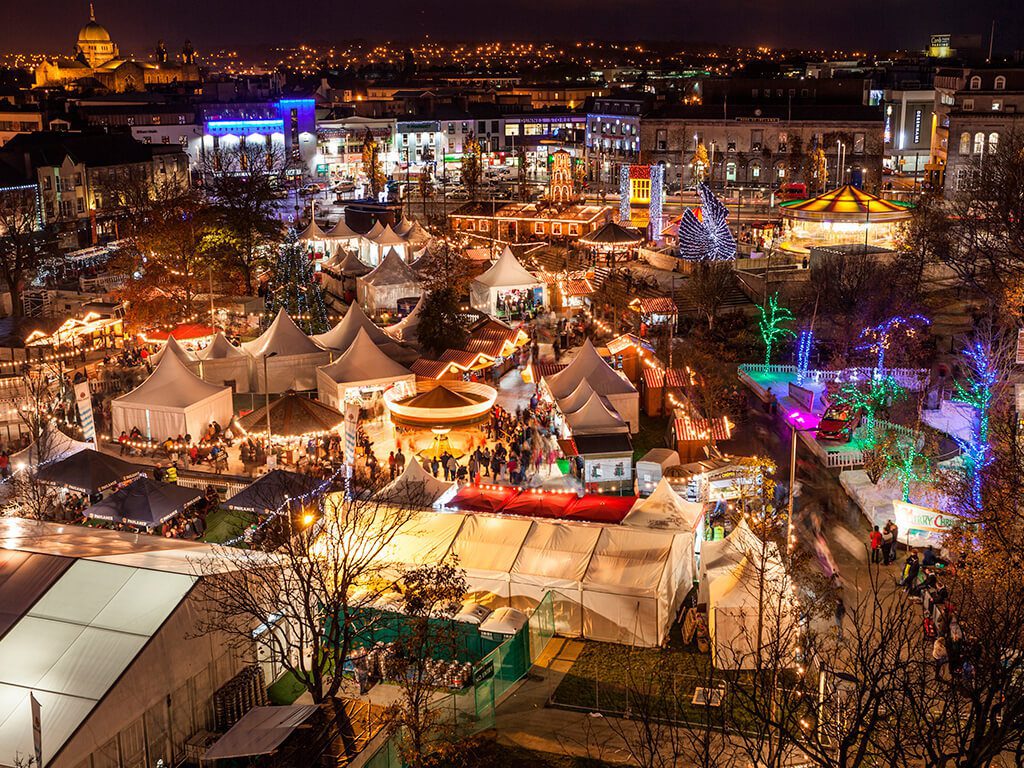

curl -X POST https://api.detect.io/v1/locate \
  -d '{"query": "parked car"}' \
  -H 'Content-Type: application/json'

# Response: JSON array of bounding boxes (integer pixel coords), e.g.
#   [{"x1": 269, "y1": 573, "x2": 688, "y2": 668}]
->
[
  {"x1": 331, "y1": 180, "x2": 356, "y2": 193},
  {"x1": 815, "y1": 403, "x2": 861, "y2": 443},
  {"x1": 448, "y1": 188, "x2": 470, "y2": 201}
]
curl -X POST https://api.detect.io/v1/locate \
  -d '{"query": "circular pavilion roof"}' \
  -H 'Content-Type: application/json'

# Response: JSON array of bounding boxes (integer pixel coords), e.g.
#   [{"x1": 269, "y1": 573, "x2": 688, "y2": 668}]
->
[
  {"x1": 579, "y1": 220, "x2": 645, "y2": 247},
  {"x1": 385, "y1": 381, "x2": 497, "y2": 428},
  {"x1": 780, "y1": 185, "x2": 914, "y2": 224}
]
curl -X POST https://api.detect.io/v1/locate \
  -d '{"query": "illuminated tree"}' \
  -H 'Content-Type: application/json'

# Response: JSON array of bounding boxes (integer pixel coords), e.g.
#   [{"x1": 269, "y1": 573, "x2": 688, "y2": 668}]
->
[
  {"x1": 796, "y1": 328, "x2": 814, "y2": 383},
  {"x1": 951, "y1": 336, "x2": 1003, "y2": 514},
  {"x1": 461, "y1": 132, "x2": 482, "y2": 201},
  {"x1": 808, "y1": 146, "x2": 828, "y2": 194},
  {"x1": 880, "y1": 430, "x2": 932, "y2": 502},
  {"x1": 263, "y1": 231, "x2": 329, "y2": 334},
  {"x1": 856, "y1": 314, "x2": 930, "y2": 376},
  {"x1": 831, "y1": 374, "x2": 906, "y2": 444},
  {"x1": 361, "y1": 128, "x2": 386, "y2": 198},
  {"x1": 693, "y1": 142, "x2": 709, "y2": 181},
  {"x1": 757, "y1": 293, "x2": 796, "y2": 366}
]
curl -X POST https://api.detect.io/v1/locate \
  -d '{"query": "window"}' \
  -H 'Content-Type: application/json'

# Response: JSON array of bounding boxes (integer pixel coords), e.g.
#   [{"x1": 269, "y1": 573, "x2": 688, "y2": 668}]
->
[
  {"x1": 962, "y1": 99, "x2": 974, "y2": 110},
  {"x1": 973, "y1": 132, "x2": 985, "y2": 154},
  {"x1": 73, "y1": 172, "x2": 82, "y2": 187},
  {"x1": 162, "y1": 135, "x2": 170, "y2": 144},
  {"x1": 43, "y1": 176, "x2": 51, "y2": 191},
  {"x1": 478, "y1": 121, "x2": 486, "y2": 134},
  {"x1": 750, "y1": 163, "x2": 761, "y2": 179},
  {"x1": 552, "y1": 222, "x2": 563, "y2": 235},
  {"x1": 992, "y1": 100, "x2": 1003, "y2": 111},
  {"x1": 447, "y1": 122, "x2": 454, "y2": 135},
  {"x1": 777, "y1": 131, "x2": 788, "y2": 152},
  {"x1": 76, "y1": 197, "x2": 84, "y2": 213},
  {"x1": 533, "y1": 222, "x2": 544, "y2": 234},
  {"x1": 853, "y1": 132, "x2": 865, "y2": 154},
  {"x1": 955, "y1": 166, "x2": 976, "y2": 190},
  {"x1": 478, "y1": 220, "x2": 489, "y2": 232},
  {"x1": 970, "y1": 76, "x2": 982, "y2": 90},
  {"x1": 751, "y1": 129, "x2": 763, "y2": 150},
  {"x1": 152, "y1": 115, "x2": 161, "y2": 125},
  {"x1": 465, "y1": 220, "x2": 476, "y2": 231},
  {"x1": 178, "y1": 114, "x2": 187, "y2": 125},
  {"x1": 656, "y1": 128, "x2": 667, "y2": 150},
  {"x1": 725, "y1": 162, "x2": 737, "y2": 181},
  {"x1": 988, "y1": 132, "x2": 999, "y2": 153},
  {"x1": 727, "y1": 141, "x2": 736, "y2": 152},
  {"x1": 959, "y1": 132, "x2": 971, "y2": 154},
  {"x1": 491, "y1": 120, "x2": 498, "y2": 132},
  {"x1": 568, "y1": 224, "x2": 579, "y2": 236},
  {"x1": 994, "y1": 75, "x2": 1006, "y2": 90}
]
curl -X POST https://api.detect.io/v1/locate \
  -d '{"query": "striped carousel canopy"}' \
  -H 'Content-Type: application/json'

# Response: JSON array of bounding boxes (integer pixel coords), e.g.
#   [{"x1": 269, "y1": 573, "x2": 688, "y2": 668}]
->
[{"x1": 780, "y1": 185, "x2": 914, "y2": 223}]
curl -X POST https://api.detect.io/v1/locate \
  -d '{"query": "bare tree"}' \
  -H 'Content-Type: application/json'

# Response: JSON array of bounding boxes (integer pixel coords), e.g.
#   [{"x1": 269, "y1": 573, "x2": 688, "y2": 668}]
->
[
  {"x1": 381, "y1": 561, "x2": 468, "y2": 768},
  {"x1": 0, "y1": 185, "x2": 52, "y2": 317},
  {"x1": 684, "y1": 262, "x2": 734, "y2": 332},
  {"x1": 193, "y1": 489, "x2": 418, "y2": 732}
]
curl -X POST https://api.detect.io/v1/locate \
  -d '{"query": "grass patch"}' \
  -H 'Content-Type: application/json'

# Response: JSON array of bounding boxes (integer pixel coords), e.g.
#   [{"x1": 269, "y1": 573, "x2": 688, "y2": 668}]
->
[
  {"x1": 202, "y1": 507, "x2": 255, "y2": 544},
  {"x1": 267, "y1": 670, "x2": 307, "y2": 705},
  {"x1": 632, "y1": 413, "x2": 667, "y2": 461},
  {"x1": 423, "y1": 734, "x2": 618, "y2": 768}
]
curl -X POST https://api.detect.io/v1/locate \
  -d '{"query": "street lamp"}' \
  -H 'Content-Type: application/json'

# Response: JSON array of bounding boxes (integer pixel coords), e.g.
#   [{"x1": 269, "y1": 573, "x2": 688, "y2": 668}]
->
[
  {"x1": 263, "y1": 351, "x2": 278, "y2": 449},
  {"x1": 785, "y1": 409, "x2": 818, "y2": 558}
]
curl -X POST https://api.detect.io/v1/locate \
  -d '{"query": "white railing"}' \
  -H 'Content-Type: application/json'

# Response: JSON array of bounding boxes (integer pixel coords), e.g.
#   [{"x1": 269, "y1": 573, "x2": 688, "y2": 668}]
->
[
  {"x1": 738, "y1": 364, "x2": 929, "y2": 390},
  {"x1": 739, "y1": 363, "x2": 797, "y2": 376}
]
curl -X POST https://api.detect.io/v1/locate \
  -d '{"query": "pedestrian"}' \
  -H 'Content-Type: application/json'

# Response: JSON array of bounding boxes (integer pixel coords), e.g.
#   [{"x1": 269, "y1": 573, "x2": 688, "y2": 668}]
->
[
  {"x1": 446, "y1": 454, "x2": 458, "y2": 483},
  {"x1": 932, "y1": 636, "x2": 949, "y2": 680},
  {"x1": 834, "y1": 598, "x2": 846, "y2": 641},
  {"x1": 888, "y1": 521, "x2": 900, "y2": 563},
  {"x1": 881, "y1": 521, "x2": 895, "y2": 565},
  {"x1": 430, "y1": 456, "x2": 440, "y2": 478},
  {"x1": 395, "y1": 448, "x2": 405, "y2": 474},
  {"x1": 388, "y1": 451, "x2": 396, "y2": 480},
  {"x1": 901, "y1": 548, "x2": 920, "y2": 592},
  {"x1": 869, "y1": 525, "x2": 883, "y2": 564}
]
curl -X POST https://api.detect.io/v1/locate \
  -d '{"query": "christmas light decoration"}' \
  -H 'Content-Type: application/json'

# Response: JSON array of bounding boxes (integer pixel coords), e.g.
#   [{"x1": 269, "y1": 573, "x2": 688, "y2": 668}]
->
[
  {"x1": 856, "y1": 314, "x2": 930, "y2": 376},
  {"x1": 831, "y1": 375, "x2": 905, "y2": 444},
  {"x1": 883, "y1": 432, "x2": 931, "y2": 503},
  {"x1": 796, "y1": 329, "x2": 814, "y2": 384},
  {"x1": 649, "y1": 163, "x2": 665, "y2": 239},
  {"x1": 757, "y1": 293, "x2": 796, "y2": 366},
  {"x1": 952, "y1": 339, "x2": 998, "y2": 511},
  {"x1": 263, "y1": 230, "x2": 330, "y2": 335},
  {"x1": 619, "y1": 165, "x2": 630, "y2": 222},
  {"x1": 677, "y1": 182, "x2": 737, "y2": 261}
]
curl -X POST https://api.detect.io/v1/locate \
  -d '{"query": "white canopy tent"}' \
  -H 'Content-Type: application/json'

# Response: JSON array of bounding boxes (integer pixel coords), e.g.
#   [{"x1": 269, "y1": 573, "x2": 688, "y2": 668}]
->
[
  {"x1": 324, "y1": 217, "x2": 361, "y2": 255},
  {"x1": 624, "y1": 477, "x2": 704, "y2": 532},
  {"x1": 297, "y1": 215, "x2": 330, "y2": 255},
  {"x1": 561, "y1": 391, "x2": 629, "y2": 436},
  {"x1": 707, "y1": 552, "x2": 794, "y2": 670},
  {"x1": 241, "y1": 310, "x2": 330, "y2": 393},
  {"x1": 357, "y1": 248, "x2": 423, "y2": 315},
  {"x1": 193, "y1": 332, "x2": 251, "y2": 393},
  {"x1": 544, "y1": 341, "x2": 639, "y2": 432},
  {"x1": 366, "y1": 223, "x2": 410, "y2": 264},
  {"x1": 384, "y1": 294, "x2": 425, "y2": 344},
  {"x1": 697, "y1": 518, "x2": 778, "y2": 605},
  {"x1": 112, "y1": 352, "x2": 234, "y2": 440},
  {"x1": 374, "y1": 458, "x2": 456, "y2": 509},
  {"x1": 582, "y1": 527, "x2": 692, "y2": 646},
  {"x1": 449, "y1": 514, "x2": 534, "y2": 606},
  {"x1": 470, "y1": 246, "x2": 546, "y2": 317},
  {"x1": 151, "y1": 335, "x2": 195, "y2": 366},
  {"x1": 313, "y1": 302, "x2": 416, "y2": 364},
  {"x1": 316, "y1": 327, "x2": 415, "y2": 409}
]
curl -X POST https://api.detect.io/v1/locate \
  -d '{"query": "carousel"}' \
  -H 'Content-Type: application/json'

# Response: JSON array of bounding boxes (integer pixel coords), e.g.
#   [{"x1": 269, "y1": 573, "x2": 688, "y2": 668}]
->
[
  {"x1": 384, "y1": 381, "x2": 498, "y2": 461},
  {"x1": 578, "y1": 220, "x2": 645, "y2": 264},
  {"x1": 778, "y1": 184, "x2": 914, "y2": 254}
]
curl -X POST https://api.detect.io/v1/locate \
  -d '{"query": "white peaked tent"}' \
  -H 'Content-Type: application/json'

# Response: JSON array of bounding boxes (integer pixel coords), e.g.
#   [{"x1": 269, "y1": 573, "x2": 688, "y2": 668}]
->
[
  {"x1": 112, "y1": 351, "x2": 233, "y2": 439},
  {"x1": 152, "y1": 335, "x2": 195, "y2": 366},
  {"x1": 384, "y1": 294, "x2": 425, "y2": 343},
  {"x1": 312, "y1": 302, "x2": 413, "y2": 362},
  {"x1": 316, "y1": 327, "x2": 415, "y2": 408},
  {"x1": 509, "y1": 522, "x2": 602, "y2": 638},
  {"x1": 545, "y1": 340, "x2": 639, "y2": 432},
  {"x1": 708, "y1": 552, "x2": 794, "y2": 670},
  {"x1": 369, "y1": 224, "x2": 410, "y2": 262},
  {"x1": 555, "y1": 379, "x2": 600, "y2": 415},
  {"x1": 241, "y1": 310, "x2": 330, "y2": 393},
  {"x1": 449, "y1": 515, "x2": 535, "y2": 606},
  {"x1": 358, "y1": 220, "x2": 386, "y2": 264},
  {"x1": 697, "y1": 518, "x2": 778, "y2": 604},
  {"x1": 582, "y1": 527, "x2": 692, "y2": 646},
  {"x1": 194, "y1": 333, "x2": 251, "y2": 393},
  {"x1": 297, "y1": 216, "x2": 330, "y2": 253},
  {"x1": 357, "y1": 248, "x2": 423, "y2": 314},
  {"x1": 470, "y1": 246, "x2": 546, "y2": 316},
  {"x1": 374, "y1": 458, "x2": 456, "y2": 508},
  {"x1": 562, "y1": 391, "x2": 629, "y2": 436},
  {"x1": 624, "y1": 477, "x2": 704, "y2": 532},
  {"x1": 325, "y1": 217, "x2": 361, "y2": 253},
  {"x1": 393, "y1": 218, "x2": 414, "y2": 236}
]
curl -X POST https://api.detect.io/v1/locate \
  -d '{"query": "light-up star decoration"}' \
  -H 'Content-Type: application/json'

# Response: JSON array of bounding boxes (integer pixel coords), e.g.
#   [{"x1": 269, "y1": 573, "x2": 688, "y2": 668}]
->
[{"x1": 677, "y1": 182, "x2": 737, "y2": 261}]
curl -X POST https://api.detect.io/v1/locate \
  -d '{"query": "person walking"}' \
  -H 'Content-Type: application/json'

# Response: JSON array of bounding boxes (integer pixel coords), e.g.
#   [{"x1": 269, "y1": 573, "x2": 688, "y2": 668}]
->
[
  {"x1": 888, "y1": 521, "x2": 900, "y2": 564},
  {"x1": 445, "y1": 454, "x2": 458, "y2": 484},
  {"x1": 834, "y1": 598, "x2": 846, "y2": 642},
  {"x1": 869, "y1": 525, "x2": 883, "y2": 564},
  {"x1": 388, "y1": 451, "x2": 397, "y2": 480}
]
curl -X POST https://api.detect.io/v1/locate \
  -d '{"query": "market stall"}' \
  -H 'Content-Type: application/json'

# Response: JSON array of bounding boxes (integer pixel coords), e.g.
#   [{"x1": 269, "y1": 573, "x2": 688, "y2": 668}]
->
[
  {"x1": 151, "y1": 335, "x2": 195, "y2": 366},
  {"x1": 36, "y1": 449, "x2": 143, "y2": 496},
  {"x1": 356, "y1": 248, "x2": 423, "y2": 316},
  {"x1": 84, "y1": 477, "x2": 203, "y2": 529},
  {"x1": 316, "y1": 327, "x2": 415, "y2": 411},
  {"x1": 237, "y1": 391, "x2": 344, "y2": 440},
  {"x1": 111, "y1": 351, "x2": 234, "y2": 440},
  {"x1": 374, "y1": 458, "x2": 456, "y2": 508},
  {"x1": 544, "y1": 340, "x2": 639, "y2": 432},
  {"x1": 469, "y1": 246, "x2": 546, "y2": 319},
  {"x1": 241, "y1": 310, "x2": 331, "y2": 393},
  {"x1": 193, "y1": 332, "x2": 251, "y2": 393},
  {"x1": 224, "y1": 469, "x2": 328, "y2": 515}
]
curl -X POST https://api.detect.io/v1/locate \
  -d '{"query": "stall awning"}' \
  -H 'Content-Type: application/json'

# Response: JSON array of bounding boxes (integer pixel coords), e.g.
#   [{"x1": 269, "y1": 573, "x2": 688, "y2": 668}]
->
[{"x1": 203, "y1": 705, "x2": 319, "y2": 760}]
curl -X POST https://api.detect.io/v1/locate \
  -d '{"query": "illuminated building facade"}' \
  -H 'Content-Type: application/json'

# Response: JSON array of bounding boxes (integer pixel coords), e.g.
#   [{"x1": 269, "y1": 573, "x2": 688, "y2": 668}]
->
[{"x1": 200, "y1": 98, "x2": 317, "y2": 176}]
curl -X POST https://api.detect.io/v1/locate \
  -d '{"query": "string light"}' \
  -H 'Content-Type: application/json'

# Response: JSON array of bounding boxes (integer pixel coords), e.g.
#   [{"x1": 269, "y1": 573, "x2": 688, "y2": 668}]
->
[{"x1": 757, "y1": 293, "x2": 796, "y2": 366}]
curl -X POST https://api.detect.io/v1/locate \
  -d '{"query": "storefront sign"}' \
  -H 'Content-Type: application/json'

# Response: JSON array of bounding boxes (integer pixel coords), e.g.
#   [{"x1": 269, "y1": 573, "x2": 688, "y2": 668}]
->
[{"x1": 74, "y1": 381, "x2": 96, "y2": 444}]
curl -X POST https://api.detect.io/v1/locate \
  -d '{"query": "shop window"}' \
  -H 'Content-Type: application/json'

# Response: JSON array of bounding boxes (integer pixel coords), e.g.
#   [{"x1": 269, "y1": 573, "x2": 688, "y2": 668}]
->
[
  {"x1": 479, "y1": 220, "x2": 490, "y2": 232},
  {"x1": 465, "y1": 220, "x2": 475, "y2": 231},
  {"x1": 533, "y1": 222, "x2": 544, "y2": 234},
  {"x1": 568, "y1": 224, "x2": 579, "y2": 235},
  {"x1": 552, "y1": 223, "x2": 563, "y2": 235}
]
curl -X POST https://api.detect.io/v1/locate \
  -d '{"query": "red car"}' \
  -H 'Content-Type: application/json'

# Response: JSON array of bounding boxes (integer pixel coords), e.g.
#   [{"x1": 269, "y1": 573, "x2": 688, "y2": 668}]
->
[{"x1": 815, "y1": 404, "x2": 861, "y2": 443}]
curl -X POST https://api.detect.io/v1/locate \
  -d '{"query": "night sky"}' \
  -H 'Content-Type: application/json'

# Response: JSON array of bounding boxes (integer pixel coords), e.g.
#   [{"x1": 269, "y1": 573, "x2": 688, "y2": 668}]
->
[{"x1": 2, "y1": 0, "x2": 1022, "y2": 56}]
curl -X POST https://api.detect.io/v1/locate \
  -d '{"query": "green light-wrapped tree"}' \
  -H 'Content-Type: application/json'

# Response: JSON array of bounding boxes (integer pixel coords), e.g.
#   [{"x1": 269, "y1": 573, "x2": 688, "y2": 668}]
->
[
  {"x1": 757, "y1": 293, "x2": 796, "y2": 366},
  {"x1": 263, "y1": 231, "x2": 329, "y2": 335}
]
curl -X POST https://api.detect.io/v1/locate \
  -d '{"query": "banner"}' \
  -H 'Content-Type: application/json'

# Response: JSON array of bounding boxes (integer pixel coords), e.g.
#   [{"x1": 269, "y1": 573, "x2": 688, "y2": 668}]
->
[
  {"x1": 74, "y1": 381, "x2": 96, "y2": 444},
  {"x1": 31, "y1": 693, "x2": 42, "y2": 768},
  {"x1": 892, "y1": 500, "x2": 961, "y2": 548},
  {"x1": 343, "y1": 399, "x2": 360, "y2": 468}
]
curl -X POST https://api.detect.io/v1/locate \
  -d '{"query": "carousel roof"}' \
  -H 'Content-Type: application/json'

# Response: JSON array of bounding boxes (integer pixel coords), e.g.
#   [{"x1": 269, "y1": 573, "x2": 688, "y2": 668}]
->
[
  {"x1": 401, "y1": 384, "x2": 485, "y2": 409},
  {"x1": 780, "y1": 184, "x2": 914, "y2": 223},
  {"x1": 238, "y1": 391, "x2": 343, "y2": 436},
  {"x1": 578, "y1": 220, "x2": 645, "y2": 247}
]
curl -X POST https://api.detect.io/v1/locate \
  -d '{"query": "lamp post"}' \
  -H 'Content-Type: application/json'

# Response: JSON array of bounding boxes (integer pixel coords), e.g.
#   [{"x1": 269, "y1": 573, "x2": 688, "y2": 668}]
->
[
  {"x1": 785, "y1": 410, "x2": 817, "y2": 559},
  {"x1": 263, "y1": 351, "x2": 278, "y2": 449}
]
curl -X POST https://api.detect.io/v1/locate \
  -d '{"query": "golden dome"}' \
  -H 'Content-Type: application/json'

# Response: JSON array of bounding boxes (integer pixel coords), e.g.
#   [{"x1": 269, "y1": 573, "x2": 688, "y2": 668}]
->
[{"x1": 78, "y1": 20, "x2": 111, "y2": 43}]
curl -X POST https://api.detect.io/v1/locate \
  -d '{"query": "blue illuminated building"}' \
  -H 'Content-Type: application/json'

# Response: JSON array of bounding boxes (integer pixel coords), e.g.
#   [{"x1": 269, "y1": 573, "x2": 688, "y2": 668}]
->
[{"x1": 200, "y1": 98, "x2": 317, "y2": 174}]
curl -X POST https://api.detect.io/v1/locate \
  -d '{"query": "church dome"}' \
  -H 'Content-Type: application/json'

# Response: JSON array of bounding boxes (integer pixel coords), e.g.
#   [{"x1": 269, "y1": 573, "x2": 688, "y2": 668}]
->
[{"x1": 78, "y1": 20, "x2": 112, "y2": 43}]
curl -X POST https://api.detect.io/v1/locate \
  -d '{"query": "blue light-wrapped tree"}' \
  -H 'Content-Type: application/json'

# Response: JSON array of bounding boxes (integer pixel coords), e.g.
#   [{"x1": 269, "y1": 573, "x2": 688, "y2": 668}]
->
[
  {"x1": 263, "y1": 230, "x2": 329, "y2": 335},
  {"x1": 952, "y1": 339, "x2": 999, "y2": 514},
  {"x1": 678, "y1": 182, "x2": 737, "y2": 261}
]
